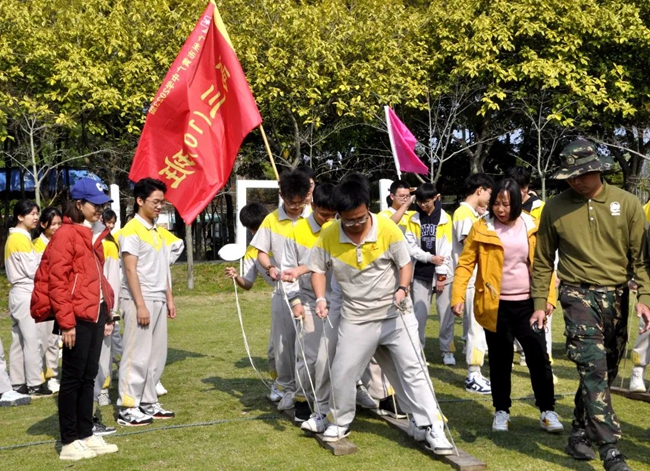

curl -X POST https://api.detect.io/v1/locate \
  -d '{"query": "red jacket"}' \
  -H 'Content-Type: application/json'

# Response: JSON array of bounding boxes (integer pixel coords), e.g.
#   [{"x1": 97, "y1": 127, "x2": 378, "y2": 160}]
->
[{"x1": 31, "y1": 218, "x2": 115, "y2": 330}]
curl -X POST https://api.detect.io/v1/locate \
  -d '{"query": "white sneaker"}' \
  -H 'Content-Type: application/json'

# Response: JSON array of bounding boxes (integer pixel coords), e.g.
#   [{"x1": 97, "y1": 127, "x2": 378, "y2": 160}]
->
[
  {"x1": 519, "y1": 353, "x2": 527, "y2": 367},
  {"x1": 465, "y1": 372, "x2": 491, "y2": 395},
  {"x1": 492, "y1": 410, "x2": 509, "y2": 432},
  {"x1": 267, "y1": 383, "x2": 284, "y2": 402},
  {"x1": 0, "y1": 389, "x2": 31, "y2": 407},
  {"x1": 443, "y1": 353, "x2": 456, "y2": 366},
  {"x1": 277, "y1": 391, "x2": 295, "y2": 411},
  {"x1": 629, "y1": 367, "x2": 646, "y2": 393},
  {"x1": 47, "y1": 378, "x2": 60, "y2": 394},
  {"x1": 117, "y1": 407, "x2": 154, "y2": 426},
  {"x1": 84, "y1": 435, "x2": 118, "y2": 455},
  {"x1": 540, "y1": 410, "x2": 564, "y2": 433},
  {"x1": 321, "y1": 424, "x2": 350, "y2": 442},
  {"x1": 97, "y1": 389, "x2": 111, "y2": 407},
  {"x1": 355, "y1": 385, "x2": 378, "y2": 409},
  {"x1": 155, "y1": 381, "x2": 168, "y2": 396},
  {"x1": 60, "y1": 439, "x2": 97, "y2": 461},
  {"x1": 425, "y1": 422, "x2": 453, "y2": 455},
  {"x1": 407, "y1": 416, "x2": 426, "y2": 442},
  {"x1": 301, "y1": 413, "x2": 328, "y2": 433}
]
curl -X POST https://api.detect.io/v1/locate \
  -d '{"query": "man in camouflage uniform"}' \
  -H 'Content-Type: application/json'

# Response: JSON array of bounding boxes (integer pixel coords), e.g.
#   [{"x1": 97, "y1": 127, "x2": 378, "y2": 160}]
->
[{"x1": 531, "y1": 139, "x2": 650, "y2": 471}]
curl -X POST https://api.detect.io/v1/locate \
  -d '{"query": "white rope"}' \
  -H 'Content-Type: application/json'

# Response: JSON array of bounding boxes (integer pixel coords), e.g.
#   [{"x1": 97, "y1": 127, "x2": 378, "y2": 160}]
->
[
  {"x1": 232, "y1": 278, "x2": 273, "y2": 391},
  {"x1": 395, "y1": 302, "x2": 459, "y2": 457}
]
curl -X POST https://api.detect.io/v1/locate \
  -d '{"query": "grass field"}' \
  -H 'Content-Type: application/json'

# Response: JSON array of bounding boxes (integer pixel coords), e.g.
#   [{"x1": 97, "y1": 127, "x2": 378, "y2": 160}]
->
[{"x1": 1, "y1": 262, "x2": 649, "y2": 470}]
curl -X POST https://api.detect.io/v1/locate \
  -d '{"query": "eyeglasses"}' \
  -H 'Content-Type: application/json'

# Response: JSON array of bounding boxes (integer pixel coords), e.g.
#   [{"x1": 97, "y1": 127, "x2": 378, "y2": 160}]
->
[
  {"x1": 146, "y1": 198, "x2": 166, "y2": 208},
  {"x1": 341, "y1": 213, "x2": 370, "y2": 227},
  {"x1": 85, "y1": 201, "x2": 108, "y2": 210},
  {"x1": 284, "y1": 199, "x2": 308, "y2": 210}
]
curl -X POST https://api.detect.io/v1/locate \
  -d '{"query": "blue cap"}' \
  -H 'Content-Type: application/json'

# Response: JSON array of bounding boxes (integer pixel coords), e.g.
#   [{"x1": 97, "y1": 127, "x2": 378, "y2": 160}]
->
[{"x1": 70, "y1": 178, "x2": 112, "y2": 205}]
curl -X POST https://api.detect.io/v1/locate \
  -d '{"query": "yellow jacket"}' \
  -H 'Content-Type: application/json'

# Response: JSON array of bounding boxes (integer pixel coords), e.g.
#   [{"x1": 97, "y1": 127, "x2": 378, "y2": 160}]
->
[{"x1": 451, "y1": 213, "x2": 557, "y2": 332}]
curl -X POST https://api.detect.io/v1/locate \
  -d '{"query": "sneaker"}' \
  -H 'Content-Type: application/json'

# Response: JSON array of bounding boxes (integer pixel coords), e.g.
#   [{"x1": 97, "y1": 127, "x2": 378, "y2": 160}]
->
[
  {"x1": 377, "y1": 395, "x2": 407, "y2": 419},
  {"x1": 321, "y1": 424, "x2": 351, "y2": 442},
  {"x1": 629, "y1": 366, "x2": 646, "y2": 393},
  {"x1": 277, "y1": 391, "x2": 295, "y2": 411},
  {"x1": 267, "y1": 383, "x2": 284, "y2": 402},
  {"x1": 603, "y1": 449, "x2": 631, "y2": 471},
  {"x1": 0, "y1": 389, "x2": 32, "y2": 407},
  {"x1": 443, "y1": 352, "x2": 456, "y2": 366},
  {"x1": 155, "y1": 381, "x2": 168, "y2": 396},
  {"x1": 356, "y1": 385, "x2": 378, "y2": 409},
  {"x1": 407, "y1": 416, "x2": 426, "y2": 441},
  {"x1": 492, "y1": 410, "x2": 509, "y2": 432},
  {"x1": 301, "y1": 413, "x2": 328, "y2": 433},
  {"x1": 540, "y1": 410, "x2": 564, "y2": 433},
  {"x1": 84, "y1": 435, "x2": 118, "y2": 455},
  {"x1": 13, "y1": 384, "x2": 28, "y2": 395},
  {"x1": 140, "y1": 402, "x2": 175, "y2": 419},
  {"x1": 28, "y1": 383, "x2": 53, "y2": 397},
  {"x1": 92, "y1": 417, "x2": 117, "y2": 436},
  {"x1": 97, "y1": 389, "x2": 111, "y2": 407},
  {"x1": 425, "y1": 422, "x2": 454, "y2": 455},
  {"x1": 519, "y1": 353, "x2": 527, "y2": 367},
  {"x1": 47, "y1": 378, "x2": 60, "y2": 394},
  {"x1": 564, "y1": 427, "x2": 596, "y2": 460},
  {"x1": 465, "y1": 373, "x2": 491, "y2": 395},
  {"x1": 117, "y1": 407, "x2": 154, "y2": 426},
  {"x1": 294, "y1": 400, "x2": 311, "y2": 423},
  {"x1": 60, "y1": 439, "x2": 97, "y2": 461}
]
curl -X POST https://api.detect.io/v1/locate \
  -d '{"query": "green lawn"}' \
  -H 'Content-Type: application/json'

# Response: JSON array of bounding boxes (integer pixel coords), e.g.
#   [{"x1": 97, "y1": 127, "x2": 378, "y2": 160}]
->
[{"x1": 0, "y1": 263, "x2": 649, "y2": 470}]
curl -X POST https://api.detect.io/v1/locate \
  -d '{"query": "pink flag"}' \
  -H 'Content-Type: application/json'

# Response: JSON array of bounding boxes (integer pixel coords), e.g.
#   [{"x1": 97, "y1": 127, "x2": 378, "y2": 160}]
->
[{"x1": 385, "y1": 106, "x2": 428, "y2": 176}]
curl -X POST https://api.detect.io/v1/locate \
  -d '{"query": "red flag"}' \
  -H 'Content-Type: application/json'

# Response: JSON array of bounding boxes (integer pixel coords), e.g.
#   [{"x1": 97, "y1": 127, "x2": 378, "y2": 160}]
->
[
  {"x1": 385, "y1": 106, "x2": 428, "y2": 176},
  {"x1": 129, "y1": 2, "x2": 262, "y2": 224}
]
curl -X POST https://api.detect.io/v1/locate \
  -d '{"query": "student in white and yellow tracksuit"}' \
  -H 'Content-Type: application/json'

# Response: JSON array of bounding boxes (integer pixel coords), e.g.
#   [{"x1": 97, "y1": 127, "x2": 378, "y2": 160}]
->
[
  {"x1": 5, "y1": 200, "x2": 49, "y2": 395},
  {"x1": 33, "y1": 207, "x2": 63, "y2": 392}
]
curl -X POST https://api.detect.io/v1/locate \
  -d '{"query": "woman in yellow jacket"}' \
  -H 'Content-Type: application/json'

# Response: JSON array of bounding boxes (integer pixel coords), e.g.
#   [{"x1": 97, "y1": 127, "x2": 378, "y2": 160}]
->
[{"x1": 451, "y1": 178, "x2": 561, "y2": 434}]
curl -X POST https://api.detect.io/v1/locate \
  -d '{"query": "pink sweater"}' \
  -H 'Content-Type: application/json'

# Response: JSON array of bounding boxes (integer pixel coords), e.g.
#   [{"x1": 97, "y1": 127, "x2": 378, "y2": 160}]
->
[{"x1": 495, "y1": 217, "x2": 530, "y2": 301}]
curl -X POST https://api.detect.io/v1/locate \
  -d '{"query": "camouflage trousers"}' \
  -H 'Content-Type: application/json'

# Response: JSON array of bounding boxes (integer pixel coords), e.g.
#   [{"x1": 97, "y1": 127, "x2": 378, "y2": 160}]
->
[{"x1": 560, "y1": 284, "x2": 629, "y2": 451}]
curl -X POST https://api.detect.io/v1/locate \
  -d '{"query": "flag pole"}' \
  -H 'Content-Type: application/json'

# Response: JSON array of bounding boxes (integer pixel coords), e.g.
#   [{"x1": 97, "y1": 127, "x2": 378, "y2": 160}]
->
[
  {"x1": 259, "y1": 124, "x2": 280, "y2": 181},
  {"x1": 384, "y1": 106, "x2": 402, "y2": 179}
]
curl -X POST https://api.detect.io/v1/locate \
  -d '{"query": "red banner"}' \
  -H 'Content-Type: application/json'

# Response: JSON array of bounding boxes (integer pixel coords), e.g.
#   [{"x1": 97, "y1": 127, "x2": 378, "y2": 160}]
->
[
  {"x1": 386, "y1": 107, "x2": 428, "y2": 176},
  {"x1": 129, "y1": 2, "x2": 262, "y2": 224}
]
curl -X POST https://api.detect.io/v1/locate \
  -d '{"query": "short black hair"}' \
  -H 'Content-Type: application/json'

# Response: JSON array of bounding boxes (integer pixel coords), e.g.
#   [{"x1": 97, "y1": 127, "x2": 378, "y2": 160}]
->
[
  {"x1": 464, "y1": 173, "x2": 495, "y2": 198},
  {"x1": 133, "y1": 178, "x2": 167, "y2": 214},
  {"x1": 102, "y1": 209, "x2": 117, "y2": 223},
  {"x1": 239, "y1": 202, "x2": 269, "y2": 232},
  {"x1": 13, "y1": 199, "x2": 39, "y2": 227},
  {"x1": 505, "y1": 166, "x2": 531, "y2": 188},
  {"x1": 389, "y1": 180, "x2": 410, "y2": 195},
  {"x1": 488, "y1": 178, "x2": 522, "y2": 222},
  {"x1": 279, "y1": 169, "x2": 311, "y2": 201},
  {"x1": 312, "y1": 183, "x2": 335, "y2": 211},
  {"x1": 415, "y1": 183, "x2": 438, "y2": 201},
  {"x1": 294, "y1": 164, "x2": 316, "y2": 183},
  {"x1": 36, "y1": 206, "x2": 63, "y2": 236},
  {"x1": 335, "y1": 173, "x2": 370, "y2": 212}
]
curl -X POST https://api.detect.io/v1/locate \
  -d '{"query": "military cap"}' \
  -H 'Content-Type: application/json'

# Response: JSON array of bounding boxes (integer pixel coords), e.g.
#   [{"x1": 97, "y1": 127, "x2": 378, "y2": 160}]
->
[{"x1": 552, "y1": 139, "x2": 614, "y2": 180}]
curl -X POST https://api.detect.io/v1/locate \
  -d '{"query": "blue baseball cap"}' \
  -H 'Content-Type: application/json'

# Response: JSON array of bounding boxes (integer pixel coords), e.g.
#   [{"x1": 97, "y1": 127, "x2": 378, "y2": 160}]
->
[{"x1": 70, "y1": 178, "x2": 113, "y2": 205}]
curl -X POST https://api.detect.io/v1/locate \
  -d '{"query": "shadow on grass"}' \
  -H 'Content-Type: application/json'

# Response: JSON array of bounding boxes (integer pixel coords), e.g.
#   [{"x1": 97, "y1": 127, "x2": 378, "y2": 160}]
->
[
  {"x1": 26, "y1": 410, "x2": 59, "y2": 440},
  {"x1": 232, "y1": 356, "x2": 269, "y2": 371},
  {"x1": 166, "y1": 347, "x2": 207, "y2": 365}
]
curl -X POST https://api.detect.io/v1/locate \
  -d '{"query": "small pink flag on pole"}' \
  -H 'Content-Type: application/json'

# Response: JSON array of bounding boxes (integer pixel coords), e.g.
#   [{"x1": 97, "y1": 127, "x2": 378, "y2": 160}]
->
[{"x1": 385, "y1": 106, "x2": 428, "y2": 177}]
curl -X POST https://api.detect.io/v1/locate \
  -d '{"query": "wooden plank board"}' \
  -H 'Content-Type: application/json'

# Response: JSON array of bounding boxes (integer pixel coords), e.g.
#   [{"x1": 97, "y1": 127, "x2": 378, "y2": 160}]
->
[
  {"x1": 610, "y1": 386, "x2": 650, "y2": 403},
  {"x1": 369, "y1": 410, "x2": 487, "y2": 471},
  {"x1": 268, "y1": 399, "x2": 358, "y2": 455}
]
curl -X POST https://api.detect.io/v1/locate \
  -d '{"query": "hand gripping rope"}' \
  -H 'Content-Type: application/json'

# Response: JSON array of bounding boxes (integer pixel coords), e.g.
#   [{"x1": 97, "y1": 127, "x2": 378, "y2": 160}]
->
[{"x1": 395, "y1": 300, "x2": 459, "y2": 456}]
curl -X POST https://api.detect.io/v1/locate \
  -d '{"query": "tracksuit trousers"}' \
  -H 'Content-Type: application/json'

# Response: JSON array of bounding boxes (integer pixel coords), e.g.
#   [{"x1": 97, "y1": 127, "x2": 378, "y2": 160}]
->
[{"x1": 9, "y1": 290, "x2": 44, "y2": 388}]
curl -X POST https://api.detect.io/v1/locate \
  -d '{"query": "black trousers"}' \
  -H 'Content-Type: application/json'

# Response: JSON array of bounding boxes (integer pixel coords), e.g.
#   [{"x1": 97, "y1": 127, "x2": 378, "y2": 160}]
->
[
  {"x1": 59, "y1": 304, "x2": 106, "y2": 445},
  {"x1": 484, "y1": 298, "x2": 555, "y2": 413}
]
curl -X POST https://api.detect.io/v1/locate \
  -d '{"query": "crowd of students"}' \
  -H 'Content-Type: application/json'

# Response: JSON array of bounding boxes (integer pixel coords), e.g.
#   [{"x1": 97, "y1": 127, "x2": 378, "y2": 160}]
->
[{"x1": 0, "y1": 177, "x2": 183, "y2": 461}]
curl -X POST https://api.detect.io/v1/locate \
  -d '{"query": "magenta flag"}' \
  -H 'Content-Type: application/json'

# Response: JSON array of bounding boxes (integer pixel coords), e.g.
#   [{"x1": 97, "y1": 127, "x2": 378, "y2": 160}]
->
[{"x1": 385, "y1": 106, "x2": 428, "y2": 176}]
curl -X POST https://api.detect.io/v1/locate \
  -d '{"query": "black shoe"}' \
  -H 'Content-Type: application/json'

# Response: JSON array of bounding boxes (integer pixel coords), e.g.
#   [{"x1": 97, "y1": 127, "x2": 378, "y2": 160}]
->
[
  {"x1": 603, "y1": 449, "x2": 631, "y2": 471},
  {"x1": 294, "y1": 400, "x2": 311, "y2": 423},
  {"x1": 92, "y1": 417, "x2": 117, "y2": 436},
  {"x1": 13, "y1": 384, "x2": 28, "y2": 395},
  {"x1": 564, "y1": 428, "x2": 596, "y2": 461},
  {"x1": 27, "y1": 383, "x2": 53, "y2": 397},
  {"x1": 377, "y1": 395, "x2": 407, "y2": 419}
]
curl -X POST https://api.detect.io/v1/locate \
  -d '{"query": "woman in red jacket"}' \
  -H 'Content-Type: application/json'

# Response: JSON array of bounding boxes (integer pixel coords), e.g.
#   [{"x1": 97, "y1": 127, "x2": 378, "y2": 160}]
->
[{"x1": 35, "y1": 179, "x2": 118, "y2": 461}]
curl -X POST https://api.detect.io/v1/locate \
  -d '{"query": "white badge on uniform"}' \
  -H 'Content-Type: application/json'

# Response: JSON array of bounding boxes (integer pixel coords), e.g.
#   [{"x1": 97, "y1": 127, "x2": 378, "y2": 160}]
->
[{"x1": 610, "y1": 202, "x2": 621, "y2": 217}]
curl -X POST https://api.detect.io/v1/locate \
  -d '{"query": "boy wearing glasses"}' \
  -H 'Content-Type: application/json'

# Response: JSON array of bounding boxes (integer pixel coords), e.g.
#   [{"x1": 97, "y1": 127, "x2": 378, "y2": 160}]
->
[
  {"x1": 309, "y1": 174, "x2": 453, "y2": 454},
  {"x1": 117, "y1": 178, "x2": 177, "y2": 426},
  {"x1": 379, "y1": 180, "x2": 415, "y2": 230},
  {"x1": 405, "y1": 183, "x2": 455, "y2": 362},
  {"x1": 251, "y1": 170, "x2": 312, "y2": 411}
]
